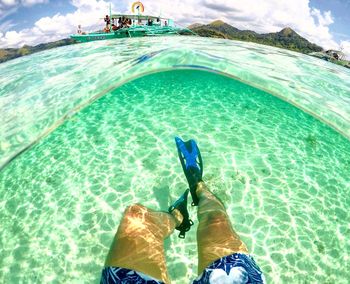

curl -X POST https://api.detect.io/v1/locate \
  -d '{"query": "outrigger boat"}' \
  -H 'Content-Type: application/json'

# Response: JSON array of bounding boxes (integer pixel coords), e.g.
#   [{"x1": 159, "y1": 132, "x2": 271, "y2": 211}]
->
[{"x1": 71, "y1": 1, "x2": 192, "y2": 42}]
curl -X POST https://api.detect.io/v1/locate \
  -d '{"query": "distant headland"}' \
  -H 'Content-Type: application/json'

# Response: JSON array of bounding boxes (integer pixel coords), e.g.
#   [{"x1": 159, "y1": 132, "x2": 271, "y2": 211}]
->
[
  {"x1": 182, "y1": 20, "x2": 349, "y2": 68},
  {"x1": 0, "y1": 20, "x2": 349, "y2": 68}
]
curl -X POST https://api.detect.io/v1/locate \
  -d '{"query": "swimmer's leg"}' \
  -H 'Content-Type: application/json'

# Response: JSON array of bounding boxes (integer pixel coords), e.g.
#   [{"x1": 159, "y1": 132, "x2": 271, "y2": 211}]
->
[
  {"x1": 196, "y1": 181, "x2": 249, "y2": 274},
  {"x1": 104, "y1": 204, "x2": 180, "y2": 283}
]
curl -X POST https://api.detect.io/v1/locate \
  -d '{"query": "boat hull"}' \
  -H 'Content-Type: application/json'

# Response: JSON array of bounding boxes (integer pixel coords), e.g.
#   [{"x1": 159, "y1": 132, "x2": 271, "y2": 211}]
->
[
  {"x1": 70, "y1": 26, "x2": 181, "y2": 42},
  {"x1": 71, "y1": 30, "x2": 146, "y2": 42}
]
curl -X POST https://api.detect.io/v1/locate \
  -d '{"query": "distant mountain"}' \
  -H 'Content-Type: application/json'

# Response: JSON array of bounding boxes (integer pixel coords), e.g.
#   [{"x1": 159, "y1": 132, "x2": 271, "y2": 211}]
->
[
  {"x1": 0, "y1": 38, "x2": 76, "y2": 63},
  {"x1": 183, "y1": 20, "x2": 323, "y2": 54},
  {"x1": 187, "y1": 23, "x2": 203, "y2": 29}
]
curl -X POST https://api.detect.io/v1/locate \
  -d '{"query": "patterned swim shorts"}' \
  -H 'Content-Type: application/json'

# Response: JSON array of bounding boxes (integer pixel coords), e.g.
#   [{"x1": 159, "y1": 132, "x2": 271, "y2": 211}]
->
[
  {"x1": 100, "y1": 267, "x2": 163, "y2": 284},
  {"x1": 101, "y1": 253, "x2": 265, "y2": 283}
]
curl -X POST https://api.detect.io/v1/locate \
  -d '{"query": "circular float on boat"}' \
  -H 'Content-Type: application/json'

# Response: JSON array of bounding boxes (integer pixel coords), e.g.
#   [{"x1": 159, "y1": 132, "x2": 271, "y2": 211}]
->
[{"x1": 132, "y1": 1, "x2": 144, "y2": 13}]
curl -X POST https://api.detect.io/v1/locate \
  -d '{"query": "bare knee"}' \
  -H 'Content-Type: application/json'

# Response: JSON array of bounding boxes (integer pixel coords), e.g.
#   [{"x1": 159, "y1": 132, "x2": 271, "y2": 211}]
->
[
  {"x1": 124, "y1": 204, "x2": 147, "y2": 218},
  {"x1": 118, "y1": 204, "x2": 149, "y2": 235}
]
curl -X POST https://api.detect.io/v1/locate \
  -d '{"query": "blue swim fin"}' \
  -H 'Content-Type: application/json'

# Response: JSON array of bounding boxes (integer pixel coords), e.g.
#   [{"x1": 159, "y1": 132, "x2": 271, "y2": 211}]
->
[{"x1": 175, "y1": 137, "x2": 203, "y2": 206}]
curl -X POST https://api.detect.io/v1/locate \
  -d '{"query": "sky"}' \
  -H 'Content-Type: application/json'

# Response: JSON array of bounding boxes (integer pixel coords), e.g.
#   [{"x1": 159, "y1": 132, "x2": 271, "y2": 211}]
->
[{"x1": 0, "y1": 0, "x2": 349, "y2": 58}]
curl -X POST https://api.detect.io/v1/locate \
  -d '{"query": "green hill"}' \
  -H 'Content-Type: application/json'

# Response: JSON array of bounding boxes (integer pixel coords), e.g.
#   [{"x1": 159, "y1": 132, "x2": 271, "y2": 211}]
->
[
  {"x1": 0, "y1": 38, "x2": 76, "y2": 63},
  {"x1": 184, "y1": 21, "x2": 323, "y2": 54}
]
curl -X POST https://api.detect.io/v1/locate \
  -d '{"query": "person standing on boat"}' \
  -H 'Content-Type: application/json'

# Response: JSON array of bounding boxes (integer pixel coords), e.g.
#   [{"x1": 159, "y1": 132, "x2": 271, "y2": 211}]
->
[{"x1": 104, "y1": 15, "x2": 110, "y2": 29}]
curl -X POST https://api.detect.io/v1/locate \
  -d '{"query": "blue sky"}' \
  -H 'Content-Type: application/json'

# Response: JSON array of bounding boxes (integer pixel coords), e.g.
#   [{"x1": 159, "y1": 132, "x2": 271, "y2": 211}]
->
[
  {"x1": 4, "y1": 1, "x2": 75, "y2": 27},
  {"x1": 0, "y1": 0, "x2": 349, "y2": 57},
  {"x1": 0, "y1": 1, "x2": 75, "y2": 32},
  {"x1": 310, "y1": 0, "x2": 350, "y2": 42}
]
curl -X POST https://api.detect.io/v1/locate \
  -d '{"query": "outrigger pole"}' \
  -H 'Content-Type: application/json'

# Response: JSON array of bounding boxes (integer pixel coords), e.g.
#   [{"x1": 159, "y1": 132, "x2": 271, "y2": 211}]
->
[
  {"x1": 137, "y1": 4, "x2": 140, "y2": 25},
  {"x1": 109, "y1": 3, "x2": 112, "y2": 32}
]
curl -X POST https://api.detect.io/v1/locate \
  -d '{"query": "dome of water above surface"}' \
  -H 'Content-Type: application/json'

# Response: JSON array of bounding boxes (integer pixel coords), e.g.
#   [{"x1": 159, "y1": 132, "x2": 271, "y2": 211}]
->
[
  {"x1": 1, "y1": 36, "x2": 350, "y2": 169},
  {"x1": 1, "y1": 69, "x2": 350, "y2": 283}
]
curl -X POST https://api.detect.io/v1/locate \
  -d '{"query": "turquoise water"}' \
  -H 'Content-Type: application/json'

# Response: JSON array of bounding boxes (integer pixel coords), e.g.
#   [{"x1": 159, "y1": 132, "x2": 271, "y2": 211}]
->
[
  {"x1": 1, "y1": 36, "x2": 350, "y2": 169},
  {"x1": 1, "y1": 36, "x2": 350, "y2": 283}
]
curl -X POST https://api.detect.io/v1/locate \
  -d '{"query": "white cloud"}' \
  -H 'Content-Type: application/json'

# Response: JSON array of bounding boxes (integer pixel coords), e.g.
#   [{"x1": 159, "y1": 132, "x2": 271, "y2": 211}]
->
[
  {"x1": 0, "y1": 0, "x2": 48, "y2": 30},
  {"x1": 340, "y1": 40, "x2": 350, "y2": 60},
  {"x1": 0, "y1": 0, "x2": 348, "y2": 52},
  {"x1": 0, "y1": 2, "x2": 17, "y2": 21},
  {"x1": 0, "y1": 0, "x2": 115, "y2": 47},
  {"x1": 0, "y1": 0, "x2": 17, "y2": 6},
  {"x1": 311, "y1": 9, "x2": 333, "y2": 26},
  {"x1": 0, "y1": 19, "x2": 16, "y2": 31},
  {"x1": 0, "y1": 0, "x2": 46, "y2": 6},
  {"x1": 22, "y1": 0, "x2": 48, "y2": 7}
]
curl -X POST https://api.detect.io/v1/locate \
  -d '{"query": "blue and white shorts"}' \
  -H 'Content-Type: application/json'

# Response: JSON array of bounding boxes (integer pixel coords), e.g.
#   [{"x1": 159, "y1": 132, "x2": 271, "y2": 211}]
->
[
  {"x1": 101, "y1": 253, "x2": 265, "y2": 283},
  {"x1": 100, "y1": 267, "x2": 162, "y2": 284}
]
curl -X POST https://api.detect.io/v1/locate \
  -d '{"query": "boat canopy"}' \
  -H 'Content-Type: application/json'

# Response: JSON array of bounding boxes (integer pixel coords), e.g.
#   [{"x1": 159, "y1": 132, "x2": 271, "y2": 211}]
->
[{"x1": 110, "y1": 14, "x2": 167, "y2": 20}]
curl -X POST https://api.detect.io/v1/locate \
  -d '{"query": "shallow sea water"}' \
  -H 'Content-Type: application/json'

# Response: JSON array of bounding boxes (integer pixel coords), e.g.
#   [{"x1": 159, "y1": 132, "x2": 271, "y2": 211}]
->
[
  {"x1": 1, "y1": 36, "x2": 350, "y2": 169},
  {"x1": 1, "y1": 69, "x2": 350, "y2": 283}
]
